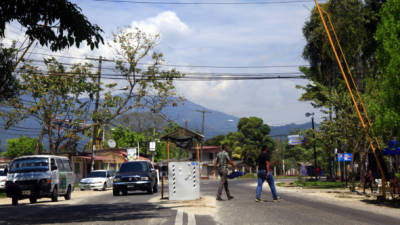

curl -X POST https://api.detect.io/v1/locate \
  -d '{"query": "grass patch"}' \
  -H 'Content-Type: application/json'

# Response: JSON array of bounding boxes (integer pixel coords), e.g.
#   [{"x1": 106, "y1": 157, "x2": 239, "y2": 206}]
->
[
  {"x1": 294, "y1": 180, "x2": 347, "y2": 189},
  {"x1": 240, "y1": 173, "x2": 257, "y2": 179},
  {"x1": 0, "y1": 192, "x2": 6, "y2": 198},
  {"x1": 275, "y1": 176, "x2": 297, "y2": 179}
]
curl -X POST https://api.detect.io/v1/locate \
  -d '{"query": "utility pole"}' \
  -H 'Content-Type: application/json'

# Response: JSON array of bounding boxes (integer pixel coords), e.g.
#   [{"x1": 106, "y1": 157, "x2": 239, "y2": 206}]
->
[
  {"x1": 311, "y1": 115, "x2": 317, "y2": 177},
  {"x1": 152, "y1": 127, "x2": 155, "y2": 162},
  {"x1": 196, "y1": 109, "x2": 210, "y2": 164},
  {"x1": 195, "y1": 109, "x2": 211, "y2": 135},
  {"x1": 183, "y1": 119, "x2": 189, "y2": 129},
  {"x1": 306, "y1": 112, "x2": 317, "y2": 180},
  {"x1": 90, "y1": 56, "x2": 102, "y2": 172}
]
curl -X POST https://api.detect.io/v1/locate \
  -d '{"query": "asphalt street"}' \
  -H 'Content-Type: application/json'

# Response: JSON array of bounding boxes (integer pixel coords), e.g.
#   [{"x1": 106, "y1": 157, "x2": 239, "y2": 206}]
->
[
  {"x1": 206, "y1": 179, "x2": 399, "y2": 225},
  {"x1": 0, "y1": 179, "x2": 398, "y2": 225},
  {"x1": 0, "y1": 188, "x2": 216, "y2": 225}
]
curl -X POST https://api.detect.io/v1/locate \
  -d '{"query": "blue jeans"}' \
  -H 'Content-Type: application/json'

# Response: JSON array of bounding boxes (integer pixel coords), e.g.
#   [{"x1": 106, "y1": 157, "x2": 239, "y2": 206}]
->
[{"x1": 256, "y1": 170, "x2": 278, "y2": 200}]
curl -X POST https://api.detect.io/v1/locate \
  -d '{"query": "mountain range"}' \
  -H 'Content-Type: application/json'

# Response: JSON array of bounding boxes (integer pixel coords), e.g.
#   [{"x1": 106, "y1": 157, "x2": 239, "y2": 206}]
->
[{"x1": 0, "y1": 98, "x2": 316, "y2": 150}]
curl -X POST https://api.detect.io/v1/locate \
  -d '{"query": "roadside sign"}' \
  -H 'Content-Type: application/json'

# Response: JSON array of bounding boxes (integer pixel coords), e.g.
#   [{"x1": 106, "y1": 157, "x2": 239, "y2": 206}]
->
[
  {"x1": 149, "y1": 141, "x2": 156, "y2": 152},
  {"x1": 127, "y1": 148, "x2": 137, "y2": 161},
  {"x1": 338, "y1": 153, "x2": 352, "y2": 162},
  {"x1": 108, "y1": 139, "x2": 116, "y2": 148},
  {"x1": 288, "y1": 135, "x2": 304, "y2": 145}
]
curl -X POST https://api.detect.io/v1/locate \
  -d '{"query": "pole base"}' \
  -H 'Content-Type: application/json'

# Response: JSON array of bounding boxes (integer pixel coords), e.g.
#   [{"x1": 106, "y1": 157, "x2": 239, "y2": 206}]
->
[{"x1": 376, "y1": 195, "x2": 386, "y2": 202}]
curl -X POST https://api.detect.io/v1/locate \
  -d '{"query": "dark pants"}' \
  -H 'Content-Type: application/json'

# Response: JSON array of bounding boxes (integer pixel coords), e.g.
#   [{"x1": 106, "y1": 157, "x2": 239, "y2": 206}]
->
[{"x1": 217, "y1": 169, "x2": 231, "y2": 198}]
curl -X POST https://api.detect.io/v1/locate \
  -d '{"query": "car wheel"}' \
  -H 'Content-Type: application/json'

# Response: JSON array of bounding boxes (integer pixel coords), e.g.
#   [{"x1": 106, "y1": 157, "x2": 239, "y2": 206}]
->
[
  {"x1": 80, "y1": 188, "x2": 84, "y2": 191},
  {"x1": 64, "y1": 185, "x2": 71, "y2": 200},
  {"x1": 153, "y1": 183, "x2": 158, "y2": 193},
  {"x1": 51, "y1": 186, "x2": 58, "y2": 202},
  {"x1": 102, "y1": 183, "x2": 107, "y2": 191},
  {"x1": 29, "y1": 197, "x2": 37, "y2": 204},
  {"x1": 113, "y1": 189, "x2": 119, "y2": 196},
  {"x1": 12, "y1": 197, "x2": 18, "y2": 206}
]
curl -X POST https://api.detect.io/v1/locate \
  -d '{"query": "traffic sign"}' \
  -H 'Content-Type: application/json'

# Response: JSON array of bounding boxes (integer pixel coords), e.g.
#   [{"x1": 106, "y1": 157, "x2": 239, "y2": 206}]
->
[
  {"x1": 108, "y1": 139, "x2": 116, "y2": 148},
  {"x1": 149, "y1": 141, "x2": 156, "y2": 152},
  {"x1": 338, "y1": 153, "x2": 352, "y2": 162},
  {"x1": 127, "y1": 148, "x2": 137, "y2": 161}
]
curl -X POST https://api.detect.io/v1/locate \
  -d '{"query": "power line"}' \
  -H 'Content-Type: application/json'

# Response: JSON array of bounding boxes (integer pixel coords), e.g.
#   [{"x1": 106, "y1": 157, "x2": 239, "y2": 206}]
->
[
  {"x1": 94, "y1": 0, "x2": 315, "y2": 5},
  {"x1": 14, "y1": 70, "x2": 306, "y2": 81},
  {"x1": 25, "y1": 52, "x2": 309, "y2": 69}
]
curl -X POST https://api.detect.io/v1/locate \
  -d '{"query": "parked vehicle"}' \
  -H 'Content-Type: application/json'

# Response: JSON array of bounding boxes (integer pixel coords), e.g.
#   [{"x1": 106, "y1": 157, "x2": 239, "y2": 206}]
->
[
  {"x1": 113, "y1": 160, "x2": 157, "y2": 196},
  {"x1": 5, "y1": 155, "x2": 74, "y2": 205},
  {"x1": 0, "y1": 168, "x2": 7, "y2": 190},
  {"x1": 79, "y1": 170, "x2": 114, "y2": 191}
]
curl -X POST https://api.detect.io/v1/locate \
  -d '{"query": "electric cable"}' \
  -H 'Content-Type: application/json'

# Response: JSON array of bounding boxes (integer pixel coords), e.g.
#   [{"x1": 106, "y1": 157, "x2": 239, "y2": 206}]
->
[{"x1": 94, "y1": 0, "x2": 316, "y2": 5}]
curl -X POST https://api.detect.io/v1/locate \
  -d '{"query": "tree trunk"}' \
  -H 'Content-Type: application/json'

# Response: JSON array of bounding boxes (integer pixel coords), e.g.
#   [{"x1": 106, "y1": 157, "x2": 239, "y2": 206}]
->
[
  {"x1": 35, "y1": 127, "x2": 46, "y2": 155},
  {"x1": 349, "y1": 155, "x2": 356, "y2": 191},
  {"x1": 359, "y1": 142, "x2": 368, "y2": 189},
  {"x1": 47, "y1": 118, "x2": 55, "y2": 155}
]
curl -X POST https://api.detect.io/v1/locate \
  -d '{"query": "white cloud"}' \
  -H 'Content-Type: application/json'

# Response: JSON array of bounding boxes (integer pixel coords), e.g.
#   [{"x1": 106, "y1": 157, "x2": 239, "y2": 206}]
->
[
  {"x1": 3, "y1": 4, "x2": 324, "y2": 126},
  {"x1": 129, "y1": 11, "x2": 190, "y2": 41}
]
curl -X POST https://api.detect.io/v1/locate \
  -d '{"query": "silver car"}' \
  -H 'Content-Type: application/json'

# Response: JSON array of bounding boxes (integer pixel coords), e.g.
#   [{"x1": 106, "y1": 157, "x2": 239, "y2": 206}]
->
[
  {"x1": 79, "y1": 170, "x2": 114, "y2": 191},
  {"x1": 0, "y1": 168, "x2": 7, "y2": 190}
]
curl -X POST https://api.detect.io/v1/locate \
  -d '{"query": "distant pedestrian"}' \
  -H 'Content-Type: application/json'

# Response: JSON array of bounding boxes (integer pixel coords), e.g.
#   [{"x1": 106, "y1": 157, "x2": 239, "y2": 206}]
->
[
  {"x1": 363, "y1": 168, "x2": 375, "y2": 194},
  {"x1": 316, "y1": 167, "x2": 321, "y2": 180},
  {"x1": 212, "y1": 144, "x2": 238, "y2": 201},
  {"x1": 255, "y1": 145, "x2": 280, "y2": 202}
]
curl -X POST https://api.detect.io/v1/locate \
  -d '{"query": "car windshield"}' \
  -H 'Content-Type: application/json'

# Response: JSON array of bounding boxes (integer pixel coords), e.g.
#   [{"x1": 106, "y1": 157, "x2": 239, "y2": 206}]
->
[
  {"x1": 119, "y1": 162, "x2": 148, "y2": 173},
  {"x1": 9, "y1": 158, "x2": 49, "y2": 173},
  {"x1": 88, "y1": 171, "x2": 107, "y2": 178}
]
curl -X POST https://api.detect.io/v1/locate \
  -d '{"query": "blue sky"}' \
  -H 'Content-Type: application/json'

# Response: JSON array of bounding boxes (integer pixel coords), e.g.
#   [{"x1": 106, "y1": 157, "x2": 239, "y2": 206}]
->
[{"x1": 5, "y1": 0, "x2": 325, "y2": 126}]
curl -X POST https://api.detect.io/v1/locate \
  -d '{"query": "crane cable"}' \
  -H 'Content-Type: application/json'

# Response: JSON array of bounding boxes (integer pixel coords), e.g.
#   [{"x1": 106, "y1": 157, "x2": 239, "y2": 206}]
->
[
  {"x1": 322, "y1": 7, "x2": 393, "y2": 199},
  {"x1": 314, "y1": 0, "x2": 387, "y2": 198},
  {"x1": 320, "y1": 8, "x2": 381, "y2": 150}
]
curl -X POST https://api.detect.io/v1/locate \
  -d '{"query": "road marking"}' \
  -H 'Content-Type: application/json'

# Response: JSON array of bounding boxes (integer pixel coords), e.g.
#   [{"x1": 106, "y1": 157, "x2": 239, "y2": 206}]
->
[
  {"x1": 175, "y1": 210, "x2": 197, "y2": 225},
  {"x1": 175, "y1": 210, "x2": 183, "y2": 225},
  {"x1": 188, "y1": 212, "x2": 196, "y2": 225}
]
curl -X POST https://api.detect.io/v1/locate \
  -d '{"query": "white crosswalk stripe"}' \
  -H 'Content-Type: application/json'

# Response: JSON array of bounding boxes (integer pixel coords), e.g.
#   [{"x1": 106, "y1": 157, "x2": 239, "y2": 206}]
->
[
  {"x1": 187, "y1": 212, "x2": 196, "y2": 225},
  {"x1": 175, "y1": 210, "x2": 183, "y2": 225},
  {"x1": 175, "y1": 210, "x2": 197, "y2": 225}
]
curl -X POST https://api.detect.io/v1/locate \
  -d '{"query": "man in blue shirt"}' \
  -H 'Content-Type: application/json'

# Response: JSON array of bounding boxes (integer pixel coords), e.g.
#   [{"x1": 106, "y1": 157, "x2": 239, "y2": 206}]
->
[
  {"x1": 212, "y1": 144, "x2": 238, "y2": 201},
  {"x1": 255, "y1": 145, "x2": 279, "y2": 202}
]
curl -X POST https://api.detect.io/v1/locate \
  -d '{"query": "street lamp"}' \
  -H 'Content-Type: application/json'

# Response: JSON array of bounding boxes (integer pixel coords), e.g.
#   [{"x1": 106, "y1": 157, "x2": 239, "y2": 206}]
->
[{"x1": 305, "y1": 112, "x2": 317, "y2": 179}]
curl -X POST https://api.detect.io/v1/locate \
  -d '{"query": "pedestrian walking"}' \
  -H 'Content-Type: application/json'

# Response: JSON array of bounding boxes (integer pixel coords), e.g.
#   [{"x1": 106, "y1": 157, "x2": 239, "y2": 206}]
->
[
  {"x1": 212, "y1": 144, "x2": 238, "y2": 201},
  {"x1": 255, "y1": 145, "x2": 280, "y2": 202},
  {"x1": 363, "y1": 168, "x2": 375, "y2": 194}
]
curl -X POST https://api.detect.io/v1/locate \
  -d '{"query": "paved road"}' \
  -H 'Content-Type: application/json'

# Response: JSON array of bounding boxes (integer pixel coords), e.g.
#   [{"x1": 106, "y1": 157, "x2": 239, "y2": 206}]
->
[
  {"x1": 203, "y1": 179, "x2": 399, "y2": 225},
  {"x1": 0, "y1": 179, "x2": 398, "y2": 225},
  {"x1": 0, "y1": 189, "x2": 216, "y2": 225}
]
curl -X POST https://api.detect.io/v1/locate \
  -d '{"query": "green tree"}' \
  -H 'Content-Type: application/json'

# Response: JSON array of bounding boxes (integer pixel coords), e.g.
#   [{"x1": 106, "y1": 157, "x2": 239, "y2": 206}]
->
[
  {"x1": 0, "y1": 1, "x2": 104, "y2": 100},
  {"x1": 204, "y1": 135, "x2": 225, "y2": 146},
  {"x1": 373, "y1": 0, "x2": 400, "y2": 138},
  {"x1": 2, "y1": 58, "x2": 98, "y2": 154},
  {"x1": 3, "y1": 136, "x2": 43, "y2": 158},
  {"x1": 0, "y1": 42, "x2": 17, "y2": 101},
  {"x1": 299, "y1": 0, "x2": 385, "y2": 182},
  {"x1": 110, "y1": 126, "x2": 148, "y2": 154},
  {"x1": 235, "y1": 117, "x2": 275, "y2": 168},
  {"x1": 302, "y1": 0, "x2": 380, "y2": 93},
  {"x1": 89, "y1": 28, "x2": 183, "y2": 152},
  {"x1": 0, "y1": 0, "x2": 103, "y2": 51}
]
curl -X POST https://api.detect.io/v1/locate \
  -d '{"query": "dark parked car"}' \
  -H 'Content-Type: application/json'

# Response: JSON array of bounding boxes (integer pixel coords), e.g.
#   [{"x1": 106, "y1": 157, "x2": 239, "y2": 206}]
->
[{"x1": 113, "y1": 160, "x2": 157, "y2": 196}]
